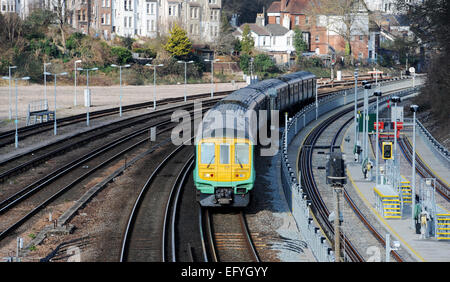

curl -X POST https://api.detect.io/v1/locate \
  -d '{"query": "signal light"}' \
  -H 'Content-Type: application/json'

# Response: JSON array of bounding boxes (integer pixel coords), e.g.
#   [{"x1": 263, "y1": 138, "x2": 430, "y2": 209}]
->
[{"x1": 382, "y1": 142, "x2": 393, "y2": 160}]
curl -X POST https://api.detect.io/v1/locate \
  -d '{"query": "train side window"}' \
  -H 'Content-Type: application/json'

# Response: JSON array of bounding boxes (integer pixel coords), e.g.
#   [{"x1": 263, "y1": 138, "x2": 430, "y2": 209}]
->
[
  {"x1": 201, "y1": 143, "x2": 215, "y2": 165},
  {"x1": 220, "y1": 144, "x2": 230, "y2": 164},
  {"x1": 235, "y1": 143, "x2": 249, "y2": 165}
]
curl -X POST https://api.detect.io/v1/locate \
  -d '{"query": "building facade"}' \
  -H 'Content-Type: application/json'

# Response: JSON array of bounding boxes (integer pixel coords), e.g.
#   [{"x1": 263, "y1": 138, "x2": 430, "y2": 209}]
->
[{"x1": 266, "y1": 0, "x2": 378, "y2": 61}]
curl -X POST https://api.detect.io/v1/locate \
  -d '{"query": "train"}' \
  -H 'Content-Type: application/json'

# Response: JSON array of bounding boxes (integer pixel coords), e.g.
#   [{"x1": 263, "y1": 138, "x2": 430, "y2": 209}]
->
[{"x1": 194, "y1": 71, "x2": 317, "y2": 207}]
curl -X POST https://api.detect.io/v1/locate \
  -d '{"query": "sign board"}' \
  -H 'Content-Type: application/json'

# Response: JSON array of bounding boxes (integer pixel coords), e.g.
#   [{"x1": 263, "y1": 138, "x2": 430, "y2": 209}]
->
[{"x1": 409, "y1": 67, "x2": 415, "y2": 74}]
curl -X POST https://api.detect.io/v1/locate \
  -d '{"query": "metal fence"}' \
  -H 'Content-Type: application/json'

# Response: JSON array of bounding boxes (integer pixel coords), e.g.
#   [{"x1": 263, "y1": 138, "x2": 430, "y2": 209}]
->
[
  {"x1": 280, "y1": 77, "x2": 420, "y2": 262},
  {"x1": 416, "y1": 120, "x2": 450, "y2": 166}
]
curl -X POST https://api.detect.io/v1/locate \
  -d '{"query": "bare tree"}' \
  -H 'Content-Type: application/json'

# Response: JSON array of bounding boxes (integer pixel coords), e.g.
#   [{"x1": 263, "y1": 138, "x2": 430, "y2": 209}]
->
[
  {"x1": 0, "y1": 12, "x2": 23, "y2": 44},
  {"x1": 307, "y1": 0, "x2": 369, "y2": 65}
]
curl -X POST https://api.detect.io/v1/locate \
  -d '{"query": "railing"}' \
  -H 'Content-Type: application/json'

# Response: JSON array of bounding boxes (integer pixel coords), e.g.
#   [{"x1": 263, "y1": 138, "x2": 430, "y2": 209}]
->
[
  {"x1": 416, "y1": 120, "x2": 450, "y2": 165},
  {"x1": 280, "y1": 77, "x2": 420, "y2": 261}
]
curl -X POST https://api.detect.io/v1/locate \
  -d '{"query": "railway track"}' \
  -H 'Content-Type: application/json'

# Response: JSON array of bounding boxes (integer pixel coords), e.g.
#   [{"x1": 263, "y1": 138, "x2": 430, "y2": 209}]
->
[
  {"x1": 199, "y1": 208, "x2": 260, "y2": 262},
  {"x1": 330, "y1": 116, "x2": 403, "y2": 262},
  {"x1": 0, "y1": 107, "x2": 211, "y2": 245},
  {"x1": 0, "y1": 91, "x2": 232, "y2": 148},
  {"x1": 398, "y1": 137, "x2": 450, "y2": 201},
  {"x1": 0, "y1": 99, "x2": 219, "y2": 183},
  {"x1": 119, "y1": 142, "x2": 193, "y2": 262}
]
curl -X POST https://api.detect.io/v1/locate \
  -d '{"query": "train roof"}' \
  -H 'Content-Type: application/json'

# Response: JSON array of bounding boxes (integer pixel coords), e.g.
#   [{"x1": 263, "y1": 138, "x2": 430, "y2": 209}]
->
[{"x1": 278, "y1": 71, "x2": 316, "y2": 84}]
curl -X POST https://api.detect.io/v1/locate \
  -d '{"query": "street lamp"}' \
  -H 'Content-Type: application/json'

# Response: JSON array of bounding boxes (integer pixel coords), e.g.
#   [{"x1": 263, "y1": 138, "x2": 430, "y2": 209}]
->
[
  {"x1": 74, "y1": 60, "x2": 82, "y2": 106},
  {"x1": 410, "y1": 104, "x2": 419, "y2": 227},
  {"x1": 204, "y1": 58, "x2": 220, "y2": 98},
  {"x1": 111, "y1": 64, "x2": 131, "y2": 117},
  {"x1": 250, "y1": 57, "x2": 254, "y2": 85},
  {"x1": 145, "y1": 63, "x2": 164, "y2": 110},
  {"x1": 354, "y1": 68, "x2": 359, "y2": 159},
  {"x1": 43, "y1": 62, "x2": 52, "y2": 102},
  {"x1": 391, "y1": 95, "x2": 401, "y2": 192},
  {"x1": 362, "y1": 81, "x2": 372, "y2": 162},
  {"x1": 177, "y1": 60, "x2": 194, "y2": 102},
  {"x1": 77, "y1": 67, "x2": 98, "y2": 126},
  {"x1": 8, "y1": 65, "x2": 17, "y2": 120},
  {"x1": 44, "y1": 71, "x2": 68, "y2": 135},
  {"x1": 374, "y1": 91, "x2": 383, "y2": 185},
  {"x1": 2, "y1": 76, "x2": 30, "y2": 149}
]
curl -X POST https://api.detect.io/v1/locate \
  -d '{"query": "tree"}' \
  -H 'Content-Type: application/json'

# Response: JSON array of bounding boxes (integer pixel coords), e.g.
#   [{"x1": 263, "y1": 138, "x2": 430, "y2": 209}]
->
[
  {"x1": 240, "y1": 24, "x2": 254, "y2": 55},
  {"x1": 215, "y1": 13, "x2": 239, "y2": 55},
  {"x1": 293, "y1": 28, "x2": 308, "y2": 62},
  {"x1": 163, "y1": 23, "x2": 193, "y2": 59}
]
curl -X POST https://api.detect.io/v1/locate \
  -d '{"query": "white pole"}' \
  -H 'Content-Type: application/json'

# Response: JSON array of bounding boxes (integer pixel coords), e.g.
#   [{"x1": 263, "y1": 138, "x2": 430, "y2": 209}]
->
[
  {"x1": 376, "y1": 96, "x2": 379, "y2": 185},
  {"x1": 184, "y1": 62, "x2": 187, "y2": 102},
  {"x1": 119, "y1": 66, "x2": 123, "y2": 117},
  {"x1": 412, "y1": 110, "x2": 417, "y2": 227},
  {"x1": 315, "y1": 83, "x2": 318, "y2": 120},
  {"x1": 54, "y1": 75, "x2": 57, "y2": 135},
  {"x1": 211, "y1": 60, "x2": 214, "y2": 98},
  {"x1": 153, "y1": 65, "x2": 157, "y2": 110},
  {"x1": 354, "y1": 69, "x2": 358, "y2": 157},
  {"x1": 15, "y1": 80, "x2": 18, "y2": 149},
  {"x1": 74, "y1": 62, "x2": 78, "y2": 106},
  {"x1": 9, "y1": 67, "x2": 12, "y2": 120},
  {"x1": 86, "y1": 70, "x2": 90, "y2": 126},
  {"x1": 44, "y1": 64, "x2": 47, "y2": 102},
  {"x1": 385, "y1": 233, "x2": 391, "y2": 262}
]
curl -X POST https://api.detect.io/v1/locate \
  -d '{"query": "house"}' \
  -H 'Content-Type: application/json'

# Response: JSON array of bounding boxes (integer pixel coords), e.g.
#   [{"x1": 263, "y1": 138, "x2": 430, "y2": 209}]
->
[
  {"x1": 266, "y1": 0, "x2": 379, "y2": 61},
  {"x1": 233, "y1": 16, "x2": 295, "y2": 65}
]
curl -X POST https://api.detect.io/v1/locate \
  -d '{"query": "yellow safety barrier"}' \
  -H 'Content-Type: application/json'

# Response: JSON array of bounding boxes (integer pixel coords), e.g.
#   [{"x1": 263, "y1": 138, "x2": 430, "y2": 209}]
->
[
  {"x1": 374, "y1": 186, "x2": 402, "y2": 219},
  {"x1": 436, "y1": 214, "x2": 450, "y2": 240}
]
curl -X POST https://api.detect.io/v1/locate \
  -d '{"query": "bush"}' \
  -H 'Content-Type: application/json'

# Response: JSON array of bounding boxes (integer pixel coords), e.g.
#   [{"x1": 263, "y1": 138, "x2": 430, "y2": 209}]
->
[{"x1": 111, "y1": 46, "x2": 132, "y2": 65}]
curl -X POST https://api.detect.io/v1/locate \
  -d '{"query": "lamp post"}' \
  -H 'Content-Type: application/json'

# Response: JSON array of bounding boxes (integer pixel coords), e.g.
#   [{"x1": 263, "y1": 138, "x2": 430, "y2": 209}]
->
[
  {"x1": 410, "y1": 104, "x2": 419, "y2": 227},
  {"x1": 362, "y1": 81, "x2": 371, "y2": 162},
  {"x1": 374, "y1": 91, "x2": 383, "y2": 185},
  {"x1": 145, "y1": 63, "x2": 164, "y2": 110},
  {"x1": 354, "y1": 68, "x2": 359, "y2": 158},
  {"x1": 74, "y1": 60, "x2": 82, "y2": 106},
  {"x1": 111, "y1": 64, "x2": 131, "y2": 117},
  {"x1": 250, "y1": 57, "x2": 254, "y2": 85},
  {"x1": 177, "y1": 60, "x2": 194, "y2": 102},
  {"x1": 77, "y1": 67, "x2": 98, "y2": 126},
  {"x1": 44, "y1": 72, "x2": 68, "y2": 135},
  {"x1": 8, "y1": 66, "x2": 17, "y2": 120},
  {"x1": 43, "y1": 62, "x2": 51, "y2": 102},
  {"x1": 204, "y1": 58, "x2": 220, "y2": 98},
  {"x1": 3, "y1": 76, "x2": 31, "y2": 148},
  {"x1": 391, "y1": 96, "x2": 401, "y2": 193}
]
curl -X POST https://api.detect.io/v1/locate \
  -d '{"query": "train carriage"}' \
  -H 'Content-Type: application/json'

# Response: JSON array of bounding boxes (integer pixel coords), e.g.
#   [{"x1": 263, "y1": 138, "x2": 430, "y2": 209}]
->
[{"x1": 194, "y1": 71, "x2": 316, "y2": 207}]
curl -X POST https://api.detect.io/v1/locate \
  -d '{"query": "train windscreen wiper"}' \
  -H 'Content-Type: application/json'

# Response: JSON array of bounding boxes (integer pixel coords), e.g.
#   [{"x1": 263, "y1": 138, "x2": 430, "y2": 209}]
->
[
  {"x1": 236, "y1": 158, "x2": 244, "y2": 169},
  {"x1": 206, "y1": 155, "x2": 215, "y2": 169}
]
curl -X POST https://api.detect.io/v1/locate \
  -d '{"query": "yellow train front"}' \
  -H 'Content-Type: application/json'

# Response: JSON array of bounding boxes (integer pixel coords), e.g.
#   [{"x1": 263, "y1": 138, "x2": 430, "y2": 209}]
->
[{"x1": 194, "y1": 137, "x2": 255, "y2": 207}]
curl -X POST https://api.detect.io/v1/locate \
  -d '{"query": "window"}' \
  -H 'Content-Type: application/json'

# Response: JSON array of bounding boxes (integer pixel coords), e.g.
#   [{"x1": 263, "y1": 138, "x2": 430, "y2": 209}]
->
[
  {"x1": 276, "y1": 17, "x2": 280, "y2": 24},
  {"x1": 359, "y1": 35, "x2": 363, "y2": 41},
  {"x1": 201, "y1": 143, "x2": 215, "y2": 165},
  {"x1": 220, "y1": 144, "x2": 230, "y2": 164},
  {"x1": 315, "y1": 35, "x2": 319, "y2": 42},
  {"x1": 273, "y1": 36, "x2": 276, "y2": 45},
  {"x1": 295, "y1": 16, "x2": 299, "y2": 25},
  {"x1": 235, "y1": 143, "x2": 249, "y2": 165},
  {"x1": 146, "y1": 3, "x2": 149, "y2": 13},
  {"x1": 287, "y1": 37, "x2": 291, "y2": 46},
  {"x1": 305, "y1": 16, "x2": 309, "y2": 24}
]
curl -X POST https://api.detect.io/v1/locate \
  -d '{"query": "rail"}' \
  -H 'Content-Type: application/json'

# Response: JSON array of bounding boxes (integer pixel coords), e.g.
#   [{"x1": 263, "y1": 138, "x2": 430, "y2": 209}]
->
[{"x1": 280, "y1": 79, "x2": 421, "y2": 261}]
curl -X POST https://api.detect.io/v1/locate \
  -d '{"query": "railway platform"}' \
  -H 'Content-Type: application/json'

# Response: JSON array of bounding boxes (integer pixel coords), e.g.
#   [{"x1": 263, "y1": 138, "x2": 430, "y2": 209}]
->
[{"x1": 342, "y1": 124, "x2": 450, "y2": 262}]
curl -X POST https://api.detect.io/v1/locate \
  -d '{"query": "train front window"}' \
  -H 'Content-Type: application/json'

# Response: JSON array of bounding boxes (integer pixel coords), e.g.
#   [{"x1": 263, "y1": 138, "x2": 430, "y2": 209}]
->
[
  {"x1": 220, "y1": 144, "x2": 230, "y2": 164},
  {"x1": 201, "y1": 143, "x2": 215, "y2": 165},
  {"x1": 235, "y1": 143, "x2": 249, "y2": 166}
]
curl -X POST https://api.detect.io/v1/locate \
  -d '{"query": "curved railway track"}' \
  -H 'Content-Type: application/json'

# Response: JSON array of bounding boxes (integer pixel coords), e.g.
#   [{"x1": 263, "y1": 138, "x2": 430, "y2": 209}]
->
[
  {"x1": 331, "y1": 116, "x2": 403, "y2": 262},
  {"x1": 0, "y1": 107, "x2": 211, "y2": 244},
  {"x1": 119, "y1": 143, "x2": 193, "y2": 262}
]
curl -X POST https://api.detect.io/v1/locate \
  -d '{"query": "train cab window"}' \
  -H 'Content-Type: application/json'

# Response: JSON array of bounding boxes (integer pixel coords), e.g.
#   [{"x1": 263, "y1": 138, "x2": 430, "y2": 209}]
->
[
  {"x1": 235, "y1": 143, "x2": 249, "y2": 165},
  {"x1": 220, "y1": 144, "x2": 230, "y2": 164},
  {"x1": 201, "y1": 143, "x2": 215, "y2": 165}
]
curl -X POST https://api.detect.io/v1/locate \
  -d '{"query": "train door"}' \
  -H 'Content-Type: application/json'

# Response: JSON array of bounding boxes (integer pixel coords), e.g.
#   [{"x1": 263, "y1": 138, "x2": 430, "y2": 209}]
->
[{"x1": 218, "y1": 142, "x2": 232, "y2": 183}]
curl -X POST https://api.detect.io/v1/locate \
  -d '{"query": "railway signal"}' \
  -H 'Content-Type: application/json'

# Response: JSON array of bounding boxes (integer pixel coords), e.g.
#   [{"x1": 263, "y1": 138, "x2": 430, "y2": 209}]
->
[{"x1": 382, "y1": 142, "x2": 393, "y2": 160}]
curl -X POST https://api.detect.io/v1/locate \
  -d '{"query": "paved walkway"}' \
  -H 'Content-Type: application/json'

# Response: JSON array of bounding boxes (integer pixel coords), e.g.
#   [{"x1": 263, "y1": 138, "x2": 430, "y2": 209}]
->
[{"x1": 343, "y1": 123, "x2": 450, "y2": 262}]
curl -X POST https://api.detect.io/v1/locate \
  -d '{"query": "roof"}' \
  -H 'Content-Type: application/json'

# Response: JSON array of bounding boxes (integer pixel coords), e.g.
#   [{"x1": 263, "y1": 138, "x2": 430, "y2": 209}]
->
[
  {"x1": 239, "y1": 24, "x2": 270, "y2": 36},
  {"x1": 267, "y1": 1, "x2": 281, "y2": 13},
  {"x1": 285, "y1": 0, "x2": 310, "y2": 14},
  {"x1": 265, "y1": 24, "x2": 290, "y2": 36},
  {"x1": 267, "y1": 0, "x2": 310, "y2": 14}
]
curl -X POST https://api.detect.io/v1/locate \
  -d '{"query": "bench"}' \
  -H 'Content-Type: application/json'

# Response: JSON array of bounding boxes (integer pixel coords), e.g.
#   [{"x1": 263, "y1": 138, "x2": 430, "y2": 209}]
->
[{"x1": 26, "y1": 100, "x2": 55, "y2": 125}]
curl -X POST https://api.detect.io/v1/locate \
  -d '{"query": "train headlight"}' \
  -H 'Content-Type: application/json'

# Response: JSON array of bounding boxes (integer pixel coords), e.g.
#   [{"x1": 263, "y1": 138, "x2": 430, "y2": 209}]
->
[
  {"x1": 235, "y1": 174, "x2": 245, "y2": 178},
  {"x1": 204, "y1": 173, "x2": 214, "y2": 178}
]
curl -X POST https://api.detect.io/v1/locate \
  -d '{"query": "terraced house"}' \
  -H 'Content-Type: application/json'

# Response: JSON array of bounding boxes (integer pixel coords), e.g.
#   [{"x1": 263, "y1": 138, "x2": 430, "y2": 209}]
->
[{"x1": 66, "y1": 0, "x2": 222, "y2": 42}]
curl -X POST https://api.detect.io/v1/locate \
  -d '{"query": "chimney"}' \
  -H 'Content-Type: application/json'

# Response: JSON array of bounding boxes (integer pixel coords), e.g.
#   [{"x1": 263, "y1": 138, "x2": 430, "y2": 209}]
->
[{"x1": 256, "y1": 13, "x2": 265, "y2": 27}]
